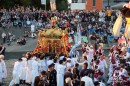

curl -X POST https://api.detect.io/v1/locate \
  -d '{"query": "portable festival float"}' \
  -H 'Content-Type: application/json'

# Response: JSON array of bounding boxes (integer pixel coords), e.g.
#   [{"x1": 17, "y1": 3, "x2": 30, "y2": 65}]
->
[{"x1": 32, "y1": 27, "x2": 70, "y2": 56}]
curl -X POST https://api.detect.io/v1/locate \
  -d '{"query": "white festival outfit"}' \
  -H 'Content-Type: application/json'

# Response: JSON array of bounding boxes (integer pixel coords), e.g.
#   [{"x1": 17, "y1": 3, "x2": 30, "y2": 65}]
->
[
  {"x1": 20, "y1": 58, "x2": 27, "y2": 81},
  {"x1": 57, "y1": 64, "x2": 66, "y2": 86},
  {"x1": 47, "y1": 59, "x2": 53, "y2": 66},
  {"x1": 66, "y1": 58, "x2": 74, "y2": 69},
  {"x1": 1, "y1": 60, "x2": 7, "y2": 79},
  {"x1": 107, "y1": 59, "x2": 114, "y2": 84},
  {"x1": 39, "y1": 58, "x2": 47, "y2": 72},
  {"x1": 9, "y1": 61, "x2": 22, "y2": 86},
  {"x1": 87, "y1": 47, "x2": 94, "y2": 68},
  {"x1": 25, "y1": 59, "x2": 33, "y2": 84},
  {"x1": 31, "y1": 59, "x2": 41, "y2": 86},
  {"x1": 0, "y1": 61, "x2": 3, "y2": 83},
  {"x1": 99, "y1": 59, "x2": 108, "y2": 74},
  {"x1": 0, "y1": 55, "x2": 7, "y2": 79},
  {"x1": 81, "y1": 76, "x2": 94, "y2": 86},
  {"x1": 71, "y1": 57, "x2": 78, "y2": 68},
  {"x1": 78, "y1": 60, "x2": 89, "y2": 69}
]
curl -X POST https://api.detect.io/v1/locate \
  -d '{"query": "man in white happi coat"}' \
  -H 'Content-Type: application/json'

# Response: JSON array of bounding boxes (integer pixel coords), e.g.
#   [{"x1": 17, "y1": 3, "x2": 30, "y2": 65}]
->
[
  {"x1": 25, "y1": 56, "x2": 33, "y2": 85},
  {"x1": 107, "y1": 57, "x2": 114, "y2": 84},
  {"x1": 9, "y1": 58, "x2": 22, "y2": 86},
  {"x1": 81, "y1": 71, "x2": 94, "y2": 86},
  {"x1": 119, "y1": 64, "x2": 129, "y2": 78},
  {"x1": 78, "y1": 56, "x2": 89, "y2": 69},
  {"x1": 71, "y1": 56, "x2": 78, "y2": 68},
  {"x1": 47, "y1": 57, "x2": 53, "y2": 66},
  {"x1": 99, "y1": 55, "x2": 108, "y2": 75},
  {"x1": 87, "y1": 45, "x2": 94, "y2": 69},
  {"x1": 57, "y1": 60, "x2": 66, "y2": 86},
  {"x1": 31, "y1": 57, "x2": 41, "y2": 86},
  {"x1": 39, "y1": 57, "x2": 47, "y2": 72},
  {"x1": 0, "y1": 55, "x2": 7, "y2": 79},
  {"x1": 0, "y1": 57, "x2": 3, "y2": 85},
  {"x1": 20, "y1": 57, "x2": 27, "y2": 83},
  {"x1": 66, "y1": 58, "x2": 74, "y2": 69}
]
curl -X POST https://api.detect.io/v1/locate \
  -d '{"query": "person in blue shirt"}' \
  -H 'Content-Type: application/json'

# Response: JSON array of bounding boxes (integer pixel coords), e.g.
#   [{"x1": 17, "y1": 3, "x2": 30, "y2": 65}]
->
[{"x1": 107, "y1": 33, "x2": 114, "y2": 43}]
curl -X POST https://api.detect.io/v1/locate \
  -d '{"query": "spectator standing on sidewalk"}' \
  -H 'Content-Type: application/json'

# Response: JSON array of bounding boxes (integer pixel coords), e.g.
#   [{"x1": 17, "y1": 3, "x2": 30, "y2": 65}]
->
[{"x1": 1, "y1": 32, "x2": 6, "y2": 44}]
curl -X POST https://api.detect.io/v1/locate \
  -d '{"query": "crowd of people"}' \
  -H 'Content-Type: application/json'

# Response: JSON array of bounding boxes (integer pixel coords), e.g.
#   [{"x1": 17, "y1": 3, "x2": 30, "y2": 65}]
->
[
  {"x1": 107, "y1": 35, "x2": 130, "y2": 85},
  {"x1": 2, "y1": 46, "x2": 107, "y2": 86},
  {"x1": 0, "y1": 4, "x2": 130, "y2": 86},
  {"x1": 1, "y1": 6, "x2": 126, "y2": 46},
  {"x1": 0, "y1": 40, "x2": 129, "y2": 86}
]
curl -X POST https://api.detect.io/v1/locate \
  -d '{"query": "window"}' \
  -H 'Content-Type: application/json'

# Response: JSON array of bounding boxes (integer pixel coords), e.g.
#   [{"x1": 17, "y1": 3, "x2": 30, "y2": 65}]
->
[
  {"x1": 72, "y1": 0, "x2": 78, "y2": 3},
  {"x1": 93, "y1": 0, "x2": 96, "y2": 6}
]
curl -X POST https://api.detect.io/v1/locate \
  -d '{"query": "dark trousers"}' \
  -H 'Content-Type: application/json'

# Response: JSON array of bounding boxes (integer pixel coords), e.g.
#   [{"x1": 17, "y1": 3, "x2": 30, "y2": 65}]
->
[{"x1": 3, "y1": 37, "x2": 6, "y2": 43}]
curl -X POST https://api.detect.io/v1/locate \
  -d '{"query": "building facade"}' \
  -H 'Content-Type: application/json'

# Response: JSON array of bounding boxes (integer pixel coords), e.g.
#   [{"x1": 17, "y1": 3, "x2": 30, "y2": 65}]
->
[
  {"x1": 68, "y1": 0, "x2": 103, "y2": 10},
  {"x1": 86, "y1": 0, "x2": 103, "y2": 11},
  {"x1": 69, "y1": 0, "x2": 86, "y2": 10}
]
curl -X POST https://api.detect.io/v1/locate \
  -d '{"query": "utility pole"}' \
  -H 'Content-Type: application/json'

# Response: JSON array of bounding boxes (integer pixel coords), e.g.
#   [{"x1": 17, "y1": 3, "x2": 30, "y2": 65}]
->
[
  {"x1": 45, "y1": 4, "x2": 46, "y2": 10},
  {"x1": 108, "y1": 0, "x2": 110, "y2": 6}
]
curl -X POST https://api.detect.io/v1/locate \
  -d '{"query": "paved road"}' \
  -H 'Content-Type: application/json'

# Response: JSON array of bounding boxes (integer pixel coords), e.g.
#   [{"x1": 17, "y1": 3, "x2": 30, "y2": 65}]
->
[
  {"x1": 0, "y1": 27, "x2": 31, "y2": 43},
  {"x1": 5, "y1": 38, "x2": 37, "y2": 52}
]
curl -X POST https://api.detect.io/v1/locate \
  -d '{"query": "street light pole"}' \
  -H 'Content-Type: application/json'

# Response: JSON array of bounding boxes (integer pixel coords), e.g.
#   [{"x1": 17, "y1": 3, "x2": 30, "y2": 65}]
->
[
  {"x1": 45, "y1": 0, "x2": 46, "y2": 10},
  {"x1": 108, "y1": 0, "x2": 110, "y2": 6},
  {"x1": 45, "y1": 4, "x2": 46, "y2": 10}
]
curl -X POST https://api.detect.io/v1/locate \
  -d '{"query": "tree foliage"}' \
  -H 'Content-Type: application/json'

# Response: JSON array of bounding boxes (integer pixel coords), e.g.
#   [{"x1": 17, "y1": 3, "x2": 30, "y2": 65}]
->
[
  {"x1": 56, "y1": 0, "x2": 68, "y2": 11},
  {"x1": 0, "y1": 0, "x2": 14, "y2": 8},
  {"x1": 0, "y1": 0, "x2": 68, "y2": 10}
]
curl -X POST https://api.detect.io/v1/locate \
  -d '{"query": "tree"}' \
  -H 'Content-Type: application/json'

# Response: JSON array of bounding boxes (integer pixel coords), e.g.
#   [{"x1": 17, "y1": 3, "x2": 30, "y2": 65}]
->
[
  {"x1": 0, "y1": 0, "x2": 14, "y2": 8},
  {"x1": 0, "y1": 0, "x2": 68, "y2": 11},
  {"x1": 40, "y1": 0, "x2": 68, "y2": 11},
  {"x1": 56, "y1": 0, "x2": 68, "y2": 11}
]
